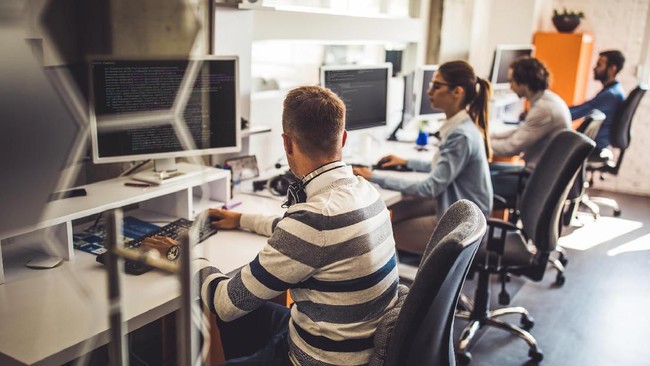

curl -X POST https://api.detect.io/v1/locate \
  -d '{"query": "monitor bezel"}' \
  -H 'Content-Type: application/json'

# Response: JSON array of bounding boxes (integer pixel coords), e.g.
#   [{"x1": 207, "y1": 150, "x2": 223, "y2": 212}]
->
[
  {"x1": 413, "y1": 64, "x2": 446, "y2": 121},
  {"x1": 319, "y1": 63, "x2": 392, "y2": 131},
  {"x1": 88, "y1": 55, "x2": 241, "y2": 165},
  {"x1": 489, "y1": 44, "x2": 535, "y2": 90}
]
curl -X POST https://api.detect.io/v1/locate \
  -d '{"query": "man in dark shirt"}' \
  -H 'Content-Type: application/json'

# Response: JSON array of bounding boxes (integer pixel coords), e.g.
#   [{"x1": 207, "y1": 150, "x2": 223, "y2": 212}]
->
[{"x1": 570, "y1": 50, "x2": 626, "y2": 151}]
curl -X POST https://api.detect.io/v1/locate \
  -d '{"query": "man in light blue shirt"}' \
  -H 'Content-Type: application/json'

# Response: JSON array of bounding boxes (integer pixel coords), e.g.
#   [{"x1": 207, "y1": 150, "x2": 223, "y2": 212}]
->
[{"x1": 570, "y1": 50, "x2": 626, "y2": 151}]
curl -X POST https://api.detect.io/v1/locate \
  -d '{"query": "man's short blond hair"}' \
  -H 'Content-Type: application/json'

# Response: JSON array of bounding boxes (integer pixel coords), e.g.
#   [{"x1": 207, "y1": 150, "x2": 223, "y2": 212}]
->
[{"x1": 282, "y1": 86, "x2": 346, "y2": 158}]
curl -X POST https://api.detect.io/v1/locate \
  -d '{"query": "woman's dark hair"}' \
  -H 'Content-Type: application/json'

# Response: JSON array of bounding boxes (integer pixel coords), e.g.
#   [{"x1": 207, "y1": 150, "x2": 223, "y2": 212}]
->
[
  {"x1": 510, "y1": 57, "x2": 550, "y2": 92},
  {"x1": 437, "y1": 60, "x2": 492, "y2": 160}
]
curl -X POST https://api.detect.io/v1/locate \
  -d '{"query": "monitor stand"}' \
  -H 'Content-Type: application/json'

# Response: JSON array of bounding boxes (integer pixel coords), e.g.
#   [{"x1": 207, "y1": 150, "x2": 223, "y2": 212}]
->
[
  {"x1": 343, "y1": 128, "x2": 386, "y2": 166},
  {"x1": 131, "y1": 159, "x2": 207, "y2": 185}
]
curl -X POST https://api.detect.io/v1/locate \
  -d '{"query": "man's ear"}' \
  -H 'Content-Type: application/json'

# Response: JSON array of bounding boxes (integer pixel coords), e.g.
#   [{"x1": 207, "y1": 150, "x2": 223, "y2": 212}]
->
[
  {"x1": 282, "y1": 133, "x2": 293, "y2": 155},
  {"x1": 608, "y1": 64, "x2": 619, "y2": 78},
  {"x1": 341, "y1": 130, "x2": 348, "y2": 148}
]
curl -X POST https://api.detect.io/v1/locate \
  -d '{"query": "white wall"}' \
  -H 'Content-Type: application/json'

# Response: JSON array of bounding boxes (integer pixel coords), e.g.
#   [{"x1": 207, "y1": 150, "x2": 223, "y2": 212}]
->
[
  {"x1": 438, "y1": 0, "x2": 475, "y2": 62},
  {"x1": 439, "y1": 0, "x2": 546, "y2": 78},
  {"x1": 470, "y1": 0, "x2": 546, "y2": 78}
]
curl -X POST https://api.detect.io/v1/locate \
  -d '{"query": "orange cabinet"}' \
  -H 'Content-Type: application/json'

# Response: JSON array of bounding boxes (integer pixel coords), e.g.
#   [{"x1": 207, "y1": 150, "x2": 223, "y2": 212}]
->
[{"x1": 533, "y1": 32, "x2": 594, "y2": 106}]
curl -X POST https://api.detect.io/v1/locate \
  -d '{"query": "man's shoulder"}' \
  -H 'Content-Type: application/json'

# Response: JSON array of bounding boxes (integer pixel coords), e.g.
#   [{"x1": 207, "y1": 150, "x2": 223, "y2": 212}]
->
[
  {"x1": 292, "y1": 178, "x2": 383, "y2": 212},
  {"x1": 603, "y1": 83, "x2": 626, "y2": 100},
  {"x1": 540, "y1": 90, "x2": 567, "y2": 106}
]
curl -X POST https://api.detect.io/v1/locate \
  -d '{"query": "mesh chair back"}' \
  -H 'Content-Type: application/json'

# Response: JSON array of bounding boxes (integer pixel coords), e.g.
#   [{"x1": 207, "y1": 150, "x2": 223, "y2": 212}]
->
[
  {"x1": 383, "y1": 200, "x2": 486, "y2": 366},
  {"x1": 611, "y1": 84, "x2": 647, "y2": 150},
  {"x1": 519, "y1": 131, "x2": 594, "y2": 253}
]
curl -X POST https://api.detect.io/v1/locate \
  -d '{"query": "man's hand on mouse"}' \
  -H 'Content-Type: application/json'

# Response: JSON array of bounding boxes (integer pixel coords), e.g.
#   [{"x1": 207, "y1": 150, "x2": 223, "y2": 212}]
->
[
  {"x1": 377, "y1": 155, "x2": 407, "y2": 168},
  {"x1": 207, "y1": 208, "x2": 241, "y2": 229}
]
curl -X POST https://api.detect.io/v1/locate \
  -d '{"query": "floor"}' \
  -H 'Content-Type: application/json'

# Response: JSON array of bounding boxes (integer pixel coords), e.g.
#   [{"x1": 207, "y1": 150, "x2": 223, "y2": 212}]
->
[{"x1": 455, "y1": 190, "x2": 650, "y2": 365}]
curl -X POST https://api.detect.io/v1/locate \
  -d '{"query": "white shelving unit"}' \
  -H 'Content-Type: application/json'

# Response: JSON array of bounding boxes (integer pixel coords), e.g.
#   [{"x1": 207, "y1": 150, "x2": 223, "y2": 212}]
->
[{"x1": 0, "y1": 163, "x2": 231, "y2": 284}]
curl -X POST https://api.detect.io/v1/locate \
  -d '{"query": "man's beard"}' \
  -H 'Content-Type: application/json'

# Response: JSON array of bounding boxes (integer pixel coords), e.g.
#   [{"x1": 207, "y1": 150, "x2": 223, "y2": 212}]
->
[{"x1": 594, "y1": 69, "x2": 607, "y2": 82}]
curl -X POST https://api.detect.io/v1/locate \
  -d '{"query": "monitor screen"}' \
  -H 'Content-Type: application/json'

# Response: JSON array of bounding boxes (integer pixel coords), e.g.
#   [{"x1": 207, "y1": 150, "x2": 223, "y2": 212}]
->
[
  {"x1": 402, "y1": 71, "x2": 415, "y2": 121},
  {"x1": 89, "y1": 56, "x2": 240, "y2": 165},
  {"x1": 414, "y1": 65, "x2": 445, "y2": 119},
  {"x1": 320, "y1": 63, "x2": 391, "y2": 131},
  {"x1": 489, "y1": 45, "x2": 535, "y2": 88}
]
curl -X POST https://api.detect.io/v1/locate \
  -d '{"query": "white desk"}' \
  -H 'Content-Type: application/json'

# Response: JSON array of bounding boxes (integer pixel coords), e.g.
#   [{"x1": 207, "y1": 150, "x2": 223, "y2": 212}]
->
[{"x1": 0, "y1": 153, "x2": 428, "y2": 365}]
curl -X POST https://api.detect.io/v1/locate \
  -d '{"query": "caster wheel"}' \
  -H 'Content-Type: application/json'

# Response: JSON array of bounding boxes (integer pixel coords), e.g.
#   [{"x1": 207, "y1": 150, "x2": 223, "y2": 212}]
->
[
  {"x1": 521, "y1": 315, "x2": 534, "y2": 330},
  {"x1": 456, "y1": 351, "x2": 472, "y2": 365},
  {"x1": 498, "y1": 291, "x2": 510, "y2": 305},
  {"x1": 613, "y1": 209, "x2": 621, "y2": 217},
  {"x1": 528, "y1": 349, "x2": 544, "y2": 362},
  {"x1": 555, "y1": 272, "x2": 566, "y2": 286}
]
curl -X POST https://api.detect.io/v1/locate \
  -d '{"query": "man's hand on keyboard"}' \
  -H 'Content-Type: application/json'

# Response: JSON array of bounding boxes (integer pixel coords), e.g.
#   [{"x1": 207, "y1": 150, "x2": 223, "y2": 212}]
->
[
  {"x1": 207, "y1": 208, "x2": 241, "y2": 230},
  {"x1": 142, "y1": 236, "x2": 180, "y2": 261}
]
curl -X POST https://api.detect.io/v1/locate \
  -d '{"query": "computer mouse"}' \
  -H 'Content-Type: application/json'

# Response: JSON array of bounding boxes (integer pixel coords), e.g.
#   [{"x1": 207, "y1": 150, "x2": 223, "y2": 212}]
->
[
  {"x1": 376, "y1": 157, "x2": 391, "y2": 167},
  {"x1": 372, "y1": 164, "x2": 413, "y2": 172}
]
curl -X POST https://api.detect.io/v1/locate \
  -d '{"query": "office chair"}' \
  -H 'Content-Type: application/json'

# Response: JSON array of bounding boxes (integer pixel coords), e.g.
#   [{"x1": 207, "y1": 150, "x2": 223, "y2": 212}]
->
[
  {"x1": 369, "y1": 200, "x2": 486, "y2": 366},
  {"x1": 455, "y1": 131, "x2": 595, "y2": 364},
  {"x1": 582, "y1": 84, "x2": 648, "y2": 217}
]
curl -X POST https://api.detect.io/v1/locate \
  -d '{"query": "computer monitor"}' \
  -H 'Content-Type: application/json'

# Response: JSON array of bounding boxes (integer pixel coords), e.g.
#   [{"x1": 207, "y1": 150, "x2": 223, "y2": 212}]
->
[
  {"x1": 89, "y1": 56, "x2": 240, "y2": 183},
  {"x1": 320, "y1": 63, "x2": 391, "y2": 131},
  {"x1": 489, "y1": 45, "x2": 535, "y2": 89},
  {"x1": 414, "y1": 65, "x2": 445, "y2": 120}
]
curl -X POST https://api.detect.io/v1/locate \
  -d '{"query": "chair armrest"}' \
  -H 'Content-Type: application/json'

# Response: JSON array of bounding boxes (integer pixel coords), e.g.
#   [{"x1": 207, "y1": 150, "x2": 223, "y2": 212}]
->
[
  {"x1": 493, "y1": 194, "x2": 508, "y2": 207},
  {"x1": 485, "y1": 218, "x2": 519, "y2": 254}
]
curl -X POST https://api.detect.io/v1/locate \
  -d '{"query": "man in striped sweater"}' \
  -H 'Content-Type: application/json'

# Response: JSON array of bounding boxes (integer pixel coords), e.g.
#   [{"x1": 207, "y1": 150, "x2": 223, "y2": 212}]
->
[{"x1": 196, "y1": 86, "x2": 399, "y2": 365}]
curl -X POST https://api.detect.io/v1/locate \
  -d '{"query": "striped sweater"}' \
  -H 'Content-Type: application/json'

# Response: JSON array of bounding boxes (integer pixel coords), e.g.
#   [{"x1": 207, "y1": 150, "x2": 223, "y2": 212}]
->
[{"x1": 199, "y1": 163, "x2": 399, "y2": 365}]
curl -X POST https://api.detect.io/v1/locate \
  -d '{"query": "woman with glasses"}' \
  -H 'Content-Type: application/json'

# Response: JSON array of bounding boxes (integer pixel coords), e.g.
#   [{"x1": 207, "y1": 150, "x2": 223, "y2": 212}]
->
[{"x1": 353, "y1": 60, "x2": 493, "y2": 256}]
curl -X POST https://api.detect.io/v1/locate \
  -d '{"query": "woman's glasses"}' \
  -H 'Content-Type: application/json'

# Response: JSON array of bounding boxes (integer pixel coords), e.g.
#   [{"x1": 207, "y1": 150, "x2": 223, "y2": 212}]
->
[{"x1": 428, "y1": 81, "x2": 455, "y2": 90}]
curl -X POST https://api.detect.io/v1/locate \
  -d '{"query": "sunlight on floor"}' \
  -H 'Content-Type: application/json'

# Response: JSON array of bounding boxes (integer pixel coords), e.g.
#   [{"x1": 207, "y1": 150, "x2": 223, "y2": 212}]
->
[
  {"x1": 606, "y1": 233, "x2": 650, "y2": 256},
  {"x1": 559, "y1": 214, "x2": 643, "y2": 251}
]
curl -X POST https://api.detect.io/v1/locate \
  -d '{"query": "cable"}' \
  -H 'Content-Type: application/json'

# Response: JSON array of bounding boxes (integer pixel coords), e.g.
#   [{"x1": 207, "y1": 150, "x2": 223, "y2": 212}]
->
[
  {"x1": 129, "y1": 333, "x2": 152, "y2": 366},
  {"x1": 89, "y1": 212, "x2": 103, "y2": 230},
  {"x1": 120, "y1": 160, "x2": 151, "y2": 177}
]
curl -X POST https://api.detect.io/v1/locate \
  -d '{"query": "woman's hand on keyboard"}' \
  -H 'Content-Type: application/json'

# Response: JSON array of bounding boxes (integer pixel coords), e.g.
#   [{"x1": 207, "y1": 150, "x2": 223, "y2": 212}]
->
[{"x1": 207, "y1": 208, "x2": 241, "y2": 230}]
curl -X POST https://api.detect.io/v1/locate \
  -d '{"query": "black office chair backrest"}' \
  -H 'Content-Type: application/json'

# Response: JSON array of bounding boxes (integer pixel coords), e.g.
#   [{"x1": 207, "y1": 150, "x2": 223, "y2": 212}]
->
[
  {"x1": 605, "y1": 84, "x2": 648, "y2": 176},
  {"x1": 611, "y1": 84, "x2": 647, "y2": 150},
  {"x1": 519, "y1": 131, "x2": 595, "y2": 253},
  {"x1": 382, "y1": 200, "x2": 486, "y2": 366}
]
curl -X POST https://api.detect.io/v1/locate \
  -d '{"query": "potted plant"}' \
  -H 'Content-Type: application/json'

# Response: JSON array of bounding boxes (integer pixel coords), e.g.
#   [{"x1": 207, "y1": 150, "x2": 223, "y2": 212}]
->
[{"x1": 552, "y1": 8, "x2": 585, "y2": 33}]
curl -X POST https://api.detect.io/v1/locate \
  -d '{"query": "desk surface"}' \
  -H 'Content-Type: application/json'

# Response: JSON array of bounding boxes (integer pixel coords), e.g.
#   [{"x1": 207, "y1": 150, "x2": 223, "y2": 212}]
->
[{"x1": 0, "y1": 142, "x2": 430, "y2": 366}]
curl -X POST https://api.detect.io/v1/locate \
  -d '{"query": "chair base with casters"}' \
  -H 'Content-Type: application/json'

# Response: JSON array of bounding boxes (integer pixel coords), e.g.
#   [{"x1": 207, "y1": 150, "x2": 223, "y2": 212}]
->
[
  {"x1": 454, "y1": 231, "x2": 544, "y2": 364},
  {"x1": 582, "y1": 193, "x2": 621, "y2": 217},
  {"x1": 547, "y1": 246, "x2": 567, "y2": 286},
  {"x1": 582, "y1": 152, "x2": 623, "y2": 218}
]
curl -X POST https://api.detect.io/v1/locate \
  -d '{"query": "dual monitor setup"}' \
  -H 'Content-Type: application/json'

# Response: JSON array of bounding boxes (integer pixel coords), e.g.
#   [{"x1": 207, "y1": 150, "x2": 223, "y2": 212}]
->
[{"x1": 87, "y1": 44, "x2": 533, "y2": 186}]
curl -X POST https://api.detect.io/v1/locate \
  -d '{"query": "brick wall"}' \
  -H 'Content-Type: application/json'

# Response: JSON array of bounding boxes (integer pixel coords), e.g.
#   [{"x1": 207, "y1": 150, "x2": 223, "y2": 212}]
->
[{"x1": 544, "y1": 0, "x2": 650, "y2": 196}]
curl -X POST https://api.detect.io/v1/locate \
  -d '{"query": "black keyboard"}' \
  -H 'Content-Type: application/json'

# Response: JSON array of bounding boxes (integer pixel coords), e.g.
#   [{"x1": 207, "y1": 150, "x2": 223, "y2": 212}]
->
[{"x1": 96, "y1": 218, "x2": 218, "y2": 275}]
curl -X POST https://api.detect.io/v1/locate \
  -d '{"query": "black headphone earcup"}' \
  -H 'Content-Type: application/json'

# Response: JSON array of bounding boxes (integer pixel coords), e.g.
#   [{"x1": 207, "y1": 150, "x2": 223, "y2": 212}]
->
[{"x1": 268, "y1": 175, "x2": 291, "y2": 196}]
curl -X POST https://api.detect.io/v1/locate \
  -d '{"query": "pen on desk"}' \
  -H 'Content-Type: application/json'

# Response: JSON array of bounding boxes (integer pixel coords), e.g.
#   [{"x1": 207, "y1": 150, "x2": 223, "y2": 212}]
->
[
  {"x1": 124, "y1": 182, "x2": 151, "y2": 188},
  {"x1": 222, "y1": 201, "x2": 242, "y2": 210}
]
